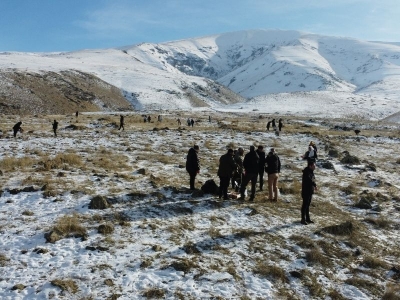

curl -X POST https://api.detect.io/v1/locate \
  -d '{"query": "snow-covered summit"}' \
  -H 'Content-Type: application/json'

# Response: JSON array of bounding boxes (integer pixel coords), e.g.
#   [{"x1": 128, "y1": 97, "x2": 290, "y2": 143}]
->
[{"x1": 1, "y1": 29, "x2": 400, "y2": 119}]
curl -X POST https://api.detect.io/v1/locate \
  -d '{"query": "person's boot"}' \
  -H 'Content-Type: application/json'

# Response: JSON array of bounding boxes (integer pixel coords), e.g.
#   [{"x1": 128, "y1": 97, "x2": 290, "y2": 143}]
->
[{"x1": 301, "y1": 219, "x2": 308, "y2": 225}]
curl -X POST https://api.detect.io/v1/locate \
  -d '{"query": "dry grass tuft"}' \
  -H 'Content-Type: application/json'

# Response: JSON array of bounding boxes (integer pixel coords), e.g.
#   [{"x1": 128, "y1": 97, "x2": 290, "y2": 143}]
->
[
  {"x1": 39, "y1": 153, "x2": 83, "y2": 171},
  {"x1": 50, "y1": 278, "x2": 79, "y2": 294},
  {"x1": 253, "y1": 261, "x2": 288, "y2": 283},
  {"x1": 362, "y1": 256, "x2": 389, "y2": 269},
  {"x1": 364, "y1": 216, "x2": 392, "y2": 229},
  {"x1": 46, "y1": 213, "x2": 87, "y2": 242},
  {"x1": 305, "y1": 248, "x2": 330, "y2": 266},
  {"x1": 142, "y1": 287, "x2": 166, "y2": 299},
  {"x1": 0, "y1": 156, "x2": 36, "y2": 171},
  {"x1": 0, "y1": 253, "x2": 10, "y2": 267},
  {"x1": 319, "y1": 221, "x2": 354, "y2": 235}
]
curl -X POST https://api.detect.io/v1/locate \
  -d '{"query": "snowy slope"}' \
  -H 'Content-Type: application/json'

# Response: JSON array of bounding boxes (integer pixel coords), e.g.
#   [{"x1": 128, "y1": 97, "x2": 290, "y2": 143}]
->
[{"x1": 1, "y1": 29, "x2": 400, "y2": 120}]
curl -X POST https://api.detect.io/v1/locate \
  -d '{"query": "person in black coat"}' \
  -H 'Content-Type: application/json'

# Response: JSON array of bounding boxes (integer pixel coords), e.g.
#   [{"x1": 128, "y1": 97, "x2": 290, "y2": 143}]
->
[
  {"x1": 239, "y1": 146, "x2": 259, "y2": 201},
  {"x1": 278, "y1": 119, "x2": 283, "y2": 131},
  {"x1": 186, "y1": 145, "x2": 200, "y2": 190},
  {"x1": 265, "y1": 148, "x2": 281, "y2": 201},
  {"x1": 301, "y1": 160, "x2": 317, "y2": 225},
  {"x1": 119, "y1": 115, "x2": 125, "y2": 131},
  {"x1": 52, "y1": 120, "x2": 58, "y2": 137},
  {"x1": 266, "y1": 121, "x2": 271, "y2": 131},
  {"x1": 217, "y1": 149, "x2": 236, "y2": 199},
  {"x1": 13, "y1": 121, "x2": 22, "y2": 138},
  {"x1": 256, "y1": 146, "x2": 266, "y2": 191}
]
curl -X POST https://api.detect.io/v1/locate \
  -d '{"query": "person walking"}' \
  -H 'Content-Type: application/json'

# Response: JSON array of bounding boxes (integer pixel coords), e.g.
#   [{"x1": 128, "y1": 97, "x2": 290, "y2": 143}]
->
[
  {"x1": 190, "y1": 119, "x2": 195, "y2": 127},
  {"x1": 13, "y1": 121, "x2": 23, "y2": 138},
  {"x1": 52, "y1": 120, "x2": 58, "y2": 137},
  {"x1": 256, "y1": 145, "x2": 266, "y2": 191},
  {"x1": 302, "y1": 145, "x2": 317, "y2": 162},
  {"x1": 265, "y1": 148, "x2": 281, "y2": 201},
  {"x1": 177, "y1": 118, "x2": 181, "y2": 126},
  {"x1": 231, "y1": 147, "x2": 244, "y2": 192},
  {"x1": 239, "y1": 146, "x2": 259, "y2": 201},
  {"x1": 271, "y1": 119, "x2": 276, "y2": 130},
  {"x1": 301, "y1": 160, "x2": 317, "y2": 225},
  {"x1": 186, "y1": 145, "x2": 200, "y2": 190},
  {"x1": 217, "y1": 149, "x2": 236, "y2": 200},
  {"x1": 278, "y1": 119, "x2": 283, "y2": 132},
  {"x1": 118, "y1": 115, "x2": 125, "y2": 131}
]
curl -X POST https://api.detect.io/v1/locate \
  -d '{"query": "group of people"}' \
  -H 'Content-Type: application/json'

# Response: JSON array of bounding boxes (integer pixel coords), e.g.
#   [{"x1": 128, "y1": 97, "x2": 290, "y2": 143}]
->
[
  {"x1": 186, "y1": 141, "x2": 318, "y2": 225},
  {"x1": 266, "y1": 118, "x2": 283, "y2": 132}
]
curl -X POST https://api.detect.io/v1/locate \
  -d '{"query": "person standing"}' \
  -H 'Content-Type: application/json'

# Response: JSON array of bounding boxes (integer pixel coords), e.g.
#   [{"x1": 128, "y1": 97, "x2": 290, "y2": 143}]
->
[
  {"x1": 13, "y1": 121, "x2": 23, "y2": 138},
  {"x1": 266, "y1": 121, "x2": 271, "y2": 131},
  {"x1": 118, "y1": 115, "x2": 125, "y2": 131},
  {"x1": 186, "y1": 145, "x2": 200, "y2": 190},
  {"x1": 217, "y1": 149, "x2": 236, "y2": 200},
  {"x1": 301, "y1": 160, "x2": 317, "y2": 225},
  {"x1": 190, "y1": 119, "x2": 195, "y2": 127},
  {"x1": 278, "y1": 119, "x2": 283, "y2": 132},
  {"x1": 256, "y1": 146, "x2": 266, "y2": 191},
  {"x1": 52, "y1": 120, "x2": 58, "y2": 137},
  {"x1": 265, "y1": 148, "x2": 281, "y2": 201},
  {"x1": 271, "y1": 119, "x2": 276, "y2": 130},
  {"x1": 231, "y1": 147, "x2": 244, "y2": 192},
  {"x1": 177, "y1": 118, "x2": 181, "y2": 126},
  {"x1": 239, "y1": 146, "x2": 259, "y2": 201}
]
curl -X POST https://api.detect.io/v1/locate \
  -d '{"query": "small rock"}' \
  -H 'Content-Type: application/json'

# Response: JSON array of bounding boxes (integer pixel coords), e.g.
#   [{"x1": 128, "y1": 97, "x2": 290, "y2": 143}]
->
[
  {"x1": 11, "y1": 284, "x2": 25, "y2": 291},
  {"x1": 89, "y1": 195, "x2": 110, "y2": 209}
]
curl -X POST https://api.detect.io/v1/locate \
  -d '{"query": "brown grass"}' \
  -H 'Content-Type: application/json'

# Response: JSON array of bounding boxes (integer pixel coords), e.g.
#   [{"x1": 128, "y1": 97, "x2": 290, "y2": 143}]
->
[
  {"x1": 253, "y1": 261, "x2": 288, "y2": 283},
  {"x1": 0, "y1": 156, "x2": 36, "y2": 171},
  {"x1": 50, "y1": 278, "x2": 79, "y2": 294},
  {"x1": 50, "y1": 213, "x2": 87, "y2": 238}
]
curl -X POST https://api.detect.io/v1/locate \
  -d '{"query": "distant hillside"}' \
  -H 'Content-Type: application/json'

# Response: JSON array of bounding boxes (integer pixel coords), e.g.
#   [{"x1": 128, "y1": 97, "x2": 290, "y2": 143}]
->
[{"x1": 1, "y1": 29, "x2": 400, "y2": 118}]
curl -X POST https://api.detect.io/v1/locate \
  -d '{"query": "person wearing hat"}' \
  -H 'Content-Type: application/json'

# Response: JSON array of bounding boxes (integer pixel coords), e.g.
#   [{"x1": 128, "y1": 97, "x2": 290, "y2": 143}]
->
[
  {"x1": 239, "y1": 146, "x2": 259, "y2": 201},
  {"x1": 186, "y1": 145, "x2": 200, "y2": 190},
  {"x1": 265, "y1": 148, "x2": 281, "y2": 201}
]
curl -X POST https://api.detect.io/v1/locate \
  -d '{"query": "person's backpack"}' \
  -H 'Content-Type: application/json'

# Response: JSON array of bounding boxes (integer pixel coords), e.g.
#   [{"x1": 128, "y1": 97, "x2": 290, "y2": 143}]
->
[{"x1": 201, "y1": 179, "x2": 219, "y2": 195}]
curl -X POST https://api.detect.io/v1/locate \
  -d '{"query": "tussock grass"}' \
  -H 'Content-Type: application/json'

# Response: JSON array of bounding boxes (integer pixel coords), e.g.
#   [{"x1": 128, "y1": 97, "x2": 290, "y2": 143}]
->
[
  {"x1": 253, "y1": 261, "x2": 288, "y2": 283},
  {"x1": 319, "y1": 221, "x2": 354, "y2": 235},
  {"x1": 290, "y1": 235, "x2": 316, "y2": 249},
  {"x1": 142, "y1": 287, "x2": 166, "y2": 299},
  {"x1": 345, "y1": 277, "x2": 383, "y2": 296},
  {"x1": 364, "y1": 216, "x2": 392, "y2": 229},
  {"x1": 362, "y1": 256, "x2": 389, "y2": 269},
  {"x1": 39, "y1": 153, "x2": 83, "y2": 171},
  {"x1": 50, "y1": 278, "x2": 79, "y2": 294},
  {"x1": 46, "y1": 213, "x2": 87, "y2": 242},
  {"x1": 305, "y1": 248, "x2": 330, "y2": 266},
  {"x1": 0, "y1": 253, "x2": 9, "y2": 267},
  {"x1": 0, "y1": 156, "x2": 36, "y2": 171},
  {"x1": 383, "y1": 284, "x2": 400, "y2": 300}
]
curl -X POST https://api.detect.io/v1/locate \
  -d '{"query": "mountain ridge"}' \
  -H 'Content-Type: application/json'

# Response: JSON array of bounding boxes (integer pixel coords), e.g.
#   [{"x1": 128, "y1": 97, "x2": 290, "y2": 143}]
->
[{"x1": 1, "y1": 29, "x2": 400, "y2": 120}]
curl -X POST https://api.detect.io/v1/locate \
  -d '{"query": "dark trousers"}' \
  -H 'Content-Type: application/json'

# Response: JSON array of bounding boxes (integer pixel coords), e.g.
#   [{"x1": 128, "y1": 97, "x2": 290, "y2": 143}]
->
[
  {"x1": 13, "y1": 130, "x2": 18, "y2": 137},
  {"x1": 119, "y1": 124, "x2": 124, "y2": 130},
  {"x1": 240, "y1": 173, "x2": 257, "y2": 199},
  {"x1": 219, "y1": 176, "x2": 230, "y2": 199},
  {"x1": 301, "y1": 194, "x2": 313, "y2": 221},
  {"x1": 53, "y1": 129, "x2": 57, "y2": 137},
  {"x1": 189, "y1": 172, "x2": 197, "y2": 190},
  {"x1": 231, "y1": 172, "x2": 242, "y2": 191},
  {"x1": 258, "y1": 169, "x2": 264, "y2": 189}
]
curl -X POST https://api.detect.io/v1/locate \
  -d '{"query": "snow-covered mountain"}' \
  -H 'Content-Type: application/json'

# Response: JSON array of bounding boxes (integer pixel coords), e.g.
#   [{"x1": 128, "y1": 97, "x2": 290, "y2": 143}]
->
[{"x1": 1, "y1": 29, "x2": 400, "y2": 119}]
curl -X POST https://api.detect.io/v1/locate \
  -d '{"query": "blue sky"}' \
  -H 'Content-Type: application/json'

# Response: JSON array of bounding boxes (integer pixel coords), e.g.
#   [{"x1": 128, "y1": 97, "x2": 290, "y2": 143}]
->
[{"x1": 0, "y1": 0, "x2": 399, "y2": 52}]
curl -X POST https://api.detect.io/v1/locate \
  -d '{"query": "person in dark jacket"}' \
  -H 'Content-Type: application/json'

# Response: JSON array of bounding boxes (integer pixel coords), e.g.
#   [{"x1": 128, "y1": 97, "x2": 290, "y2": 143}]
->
[
  {"x1": 52, "y1": 120, "x2": 58, "y2": 137},
  {"x1": 13, "y1": 121, "x2": 23, "y2": 138},
  {"x1": 239, "y1": 146, "x2": 259, "y2": 201},
  {"x1": 190, "y1": 119, "x2": 195, "y2": 127},
  {"x1": 301, "y1": 160, "x2": 317, "y2": 225},
  {"x1": 278, "y1": 118, "x2": 283, "y2": 131},
  {"x1": 271, "y1": 119, "x2": 276, "y2": 130},
  {"x1": 265, "y1": 148, "x2": 281, "y2": 201},
  {"x1": 256, "y1": 146, "x2": 266, "y2": 191},
  {"x1": 217, "y1": 149, "x2": 236, "y2": 199},
  {"x1": 119, "y1": 115, "x2": 125, "y2": 130},
  {"x1": 186, "y1": 145, "x2": 200, "y2": 190},
  {"x1": 266, "y1": 121, "x2": 271, "y2": 131},
  {"x1": 231, "y1": 147, "x2": 244, "y2": 191}
]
